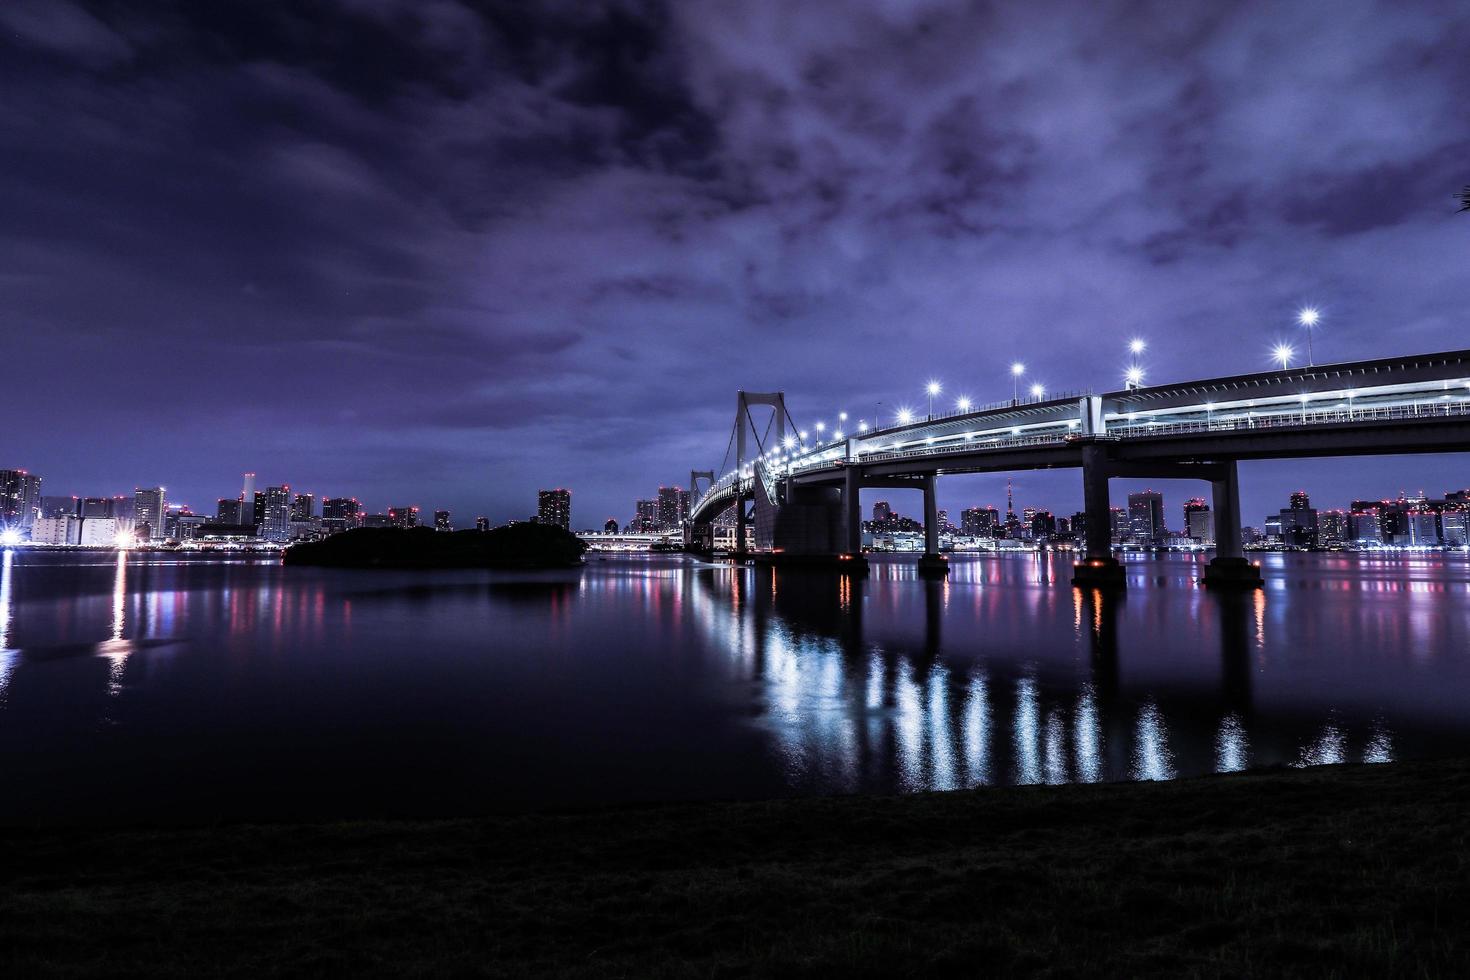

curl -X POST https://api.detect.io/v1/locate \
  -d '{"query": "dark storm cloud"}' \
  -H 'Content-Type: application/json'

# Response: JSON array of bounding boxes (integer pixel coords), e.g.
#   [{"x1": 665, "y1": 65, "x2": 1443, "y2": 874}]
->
[{"x1": 4, "y1": 0, "x2": 1470, "y2": 524}]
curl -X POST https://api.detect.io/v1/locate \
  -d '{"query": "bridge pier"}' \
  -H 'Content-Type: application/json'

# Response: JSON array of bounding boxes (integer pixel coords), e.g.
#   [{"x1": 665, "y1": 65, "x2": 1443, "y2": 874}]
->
[
  {"x1": 842, "y1": 466, "x2": 867, "y2": 571},
  {"x1": 1072, "y1": 442, "x2": 1125, "y2": 589},
  {"x1": 918, "y1": 473, "x2": 948, "y2": 576},
  {"x1": 1203, "y1": 460, "x2": 1263, "y2": 589}
]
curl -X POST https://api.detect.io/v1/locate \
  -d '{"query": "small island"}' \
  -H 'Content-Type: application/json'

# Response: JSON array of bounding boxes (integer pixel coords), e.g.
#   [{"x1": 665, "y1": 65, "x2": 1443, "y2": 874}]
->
[{"x1": 282, "y1": 524, "x2": 587, "y2": 569}]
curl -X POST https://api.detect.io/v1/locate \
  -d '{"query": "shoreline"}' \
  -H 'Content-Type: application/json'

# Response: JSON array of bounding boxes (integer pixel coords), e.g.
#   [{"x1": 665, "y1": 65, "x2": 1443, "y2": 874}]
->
[{"x1": 3, "y1": 757, "x2": 1467, "y2": 976}]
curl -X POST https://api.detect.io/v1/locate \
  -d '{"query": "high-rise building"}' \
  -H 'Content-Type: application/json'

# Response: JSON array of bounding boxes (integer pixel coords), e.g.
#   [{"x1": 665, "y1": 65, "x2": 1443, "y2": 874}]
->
[
  {"x1": 1349, "y1": 501, "x2": 1383, "y2": 544},
  {"x1": 1441, "y1": 509, "x2": 1469, "y2": 546},
  {"x1": 1127, "y1": 490, "x2": 1165, "y2": 545},
  {"x1": 475, "y1": 516, "x2": 490, "y2": 532},
  {"x1": 656, "y1": 486, "x2": 690, "y2": 530},
  {"x1": 1279, "y1": 490, "x2": 1318, "y2": 548},
  {"x1": 1109, "y1": 507, "x2": 1127, "y2": 544},
  {"x1": 961, "y1": 506, "x2": 998, "y2": 537},
  {"x1": 81, "y1": 497, "x2": 115, "y2": 519},
  {"x1": 604, "y1": 518, "x2": 619, "y2": 533},
  {"x1": 1407, "y1": 509, "x2": 1439, "y2": 546},
  {"x1": 388, "y1": 506, "x2": 419, "y2": 529},
  {"x1": 217, "y1": 498, "x2": 242, "y2": 523},
  {"x1": 290, "y1": 493, "x2": 315, "y2": 521},
  {"x1": 240, "y1": 473, "x2": 256, "y2": 526},
  {"x1": 538, "y1": 489, "x2": 571, "y2": 531},
  {"x1": 322, "y1": 498, "x2": 363, "y2": 528},
  {"x1": 631, "y1": 499, "x2": 657, "y2": 532},
  {"x1": 133, "y1": 487, "x2": 167, "y2": 541},
  {"x1": 1029, "y1": 510, "x2": 1056, "y2": 539},
  {"x1": 872, "y1": 501, "x2": 892, "y2": 523},
  {"x1": 0, "y1": 469, "x2": 42, "y2": 532},
  {"x1": 1318, "y1": 510, "x2": 1348, "y2": 549},
  {"x1": 434, "y1": 509, "x2": 451, "y2": 532},
  {"x1": 1184, "y1": 497, "x2": 1213, "y2": 545},
  {"x1": 261, "y1": 486, "x2": 293, "y2": 542}
]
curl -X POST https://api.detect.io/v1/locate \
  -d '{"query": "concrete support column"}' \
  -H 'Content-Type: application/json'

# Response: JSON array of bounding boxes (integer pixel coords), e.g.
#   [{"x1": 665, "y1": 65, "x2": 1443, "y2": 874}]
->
[
  {"x1": 1210, "y1": 461, "x2": 1243, "y2": 561},
  {"x1": 1080, "y1": 444, "x2": 1114, "y2": 562},
  {"x1": 922, "y1": 474, "x2": 939, "y2": 556},
  {"x1": 918, "y1": 474, "x2": 948, "y2": 576},
  {"x1": 844, "y1": 466, "x2": 862, "y2": 555},
  {"x1": 735, "y1": 500, "x2": 748, "y2": 557},
  {"x1": 1204, "y1": 459, "x2": 1262, "y2": 589},
  {"x1": 1073, "y1": 442, "x2": 1124, "y2": 588}
]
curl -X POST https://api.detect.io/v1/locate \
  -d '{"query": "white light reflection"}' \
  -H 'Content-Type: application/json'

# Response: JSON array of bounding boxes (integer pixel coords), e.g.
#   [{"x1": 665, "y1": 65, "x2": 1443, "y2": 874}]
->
[
  {"x1": 894, "y1": 661, "x2": 925, "y2": 791},
  {"x1": 1013, "y1": 676, "x2": 1042, "y2": 784},
  {"x1": 963, "y1": 671, "x2": 991, "y2": 786},
  {"x1": 1363, "y1": 721, "x2": 1394, "y2": 764},
  {"x1": 1073, "y1": 683, "x2": 1102, "y2": 782},
  {"x1": 1043, "y1": 709, "x2": 1067, "y2": 784},
  {"x1": 101, "y1": 550, "x2": 130, "y2": 697},
  {"x1": 928, "y1": 668, "x2": 957, "y2": 790},
  {"x1": 0, "y1": 549, "x2": 14, "y2": 705},
  {"x1": 1215, "y1": 713, "x2": 1250, "y2": 773},
  {"x1": 1293, "y1": 724, "x2": 1346, "y2": 767},
  {"x1": 1129, "y1": 701, "x2": 1176, "y2": 781}
]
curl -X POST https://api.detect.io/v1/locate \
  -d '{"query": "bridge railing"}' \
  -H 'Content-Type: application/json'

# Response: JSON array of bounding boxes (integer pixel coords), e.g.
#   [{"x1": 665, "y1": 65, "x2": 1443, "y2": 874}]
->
[{"x1": 1109, "y1": 397, "x2": 1470, "y2": 439}]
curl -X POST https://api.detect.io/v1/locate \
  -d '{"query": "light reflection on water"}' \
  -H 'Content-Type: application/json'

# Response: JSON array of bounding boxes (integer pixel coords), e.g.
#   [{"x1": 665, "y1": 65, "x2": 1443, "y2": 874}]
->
[{"x1": 0, "y1": 549, "x2": 1462, "y2": 822}]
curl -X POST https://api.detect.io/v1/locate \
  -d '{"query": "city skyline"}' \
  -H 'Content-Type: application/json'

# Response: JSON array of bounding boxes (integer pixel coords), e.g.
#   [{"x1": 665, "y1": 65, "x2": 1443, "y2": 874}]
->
[{"x1": 3, "y1": 4, "x2": 1469, "y2": 528}]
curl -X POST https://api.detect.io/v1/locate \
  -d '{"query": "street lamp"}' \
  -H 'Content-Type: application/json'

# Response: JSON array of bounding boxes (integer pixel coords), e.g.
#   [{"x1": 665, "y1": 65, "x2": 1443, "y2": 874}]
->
[
  {"x1": 926, "y1": 380, "x2": 942, "y2": 419},
  {"x1": 1272, "y1": 343, "x2": 1294, "y2": 370},
  {"x1": 1125, "y1": 366, "x2": 1144, "y2": 389},
  {"x1": 897, "y1": 407, "x2": 914, "y2": 425},
  {"x1": 956, "y1": 396, "x2": 972, "y2": 412},
  {"x1": 1297, "y1": 307, "x2": 1320, "y2": 365},
  {"x1": 1129, "y1": 337, "x2": 1146, "y2": 356},
  {"x1": 1029, "y1": 383, "x2": 1045, "y2": 401},
  {"x1": 815, "y1": 421, "x2": 826, "y2": 443},
  {"x1": 1010, "y1": 362, "x2": 1025, "y2": 404}
]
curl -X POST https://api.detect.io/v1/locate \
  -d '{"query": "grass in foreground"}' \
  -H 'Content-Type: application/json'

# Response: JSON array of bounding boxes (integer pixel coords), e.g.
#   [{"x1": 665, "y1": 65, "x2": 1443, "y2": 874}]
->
[{"x1": 1, "y1": 760, "x2": 1468, "y2": 977}]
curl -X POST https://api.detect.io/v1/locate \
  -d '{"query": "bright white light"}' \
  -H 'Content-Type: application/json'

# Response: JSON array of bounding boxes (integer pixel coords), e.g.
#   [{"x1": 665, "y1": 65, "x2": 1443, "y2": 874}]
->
[
  {"x1": 858, "y1": 421, "x2": 869, "y2": 432},
  {"x1": 1272, "y1": 343, "x2": 1294, "y2": 368},
  {"x1": 114, "y1": 530, "x2": 134, "y2": 549},
  {"x1": 799, "y1": 429, "x2": 809, "y2": 440},
  {"x1": 926, "y1": 380, "x2": 942, "y2": 396},
  {"x1": 1297, "y1": 306, "x2": 1320, "y2": 328},
  {"x1": 1011, "y1": 362, "x2": 1025, "y2": 377},
  {"x1": 816, "y1": 421, "x2": 825, "y2": 432},
  {"x1": 957, "y1": 396, "x2": 972, "y2": 411},
  {"x1": 1125, "y1": 366, "x2": 1144, "y2": 385},
  {"x1": 783, "y1": 435, "x2": 795, "y2": 449},
  {"x1": 1129, "y1": 338, "x2": 1146, "y2": 355},
  {"x1": 0, "y1": 528, "x2": 21, "y2": 547},
  {"x1": 1030, "y1": 383, "x2": 1045, "y2": 398},
  {"x1": 833, "y1": 430, "x2": 844, "y2": 440},
  {"x1": 838, "y1": 411, "x2": 848, "y2": 421},
  {"x1": 897, "y1": 408, "x2": 914, "y2": 424}
]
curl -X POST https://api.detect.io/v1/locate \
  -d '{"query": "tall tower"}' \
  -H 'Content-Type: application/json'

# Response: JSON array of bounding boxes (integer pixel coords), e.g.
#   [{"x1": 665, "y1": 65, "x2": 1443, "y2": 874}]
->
[
  {"x1": 240, "y1": 472, "x2": 256, "y2": 526},
  {"x1": 1006, "y1": 478, "x2": 1015, "y2": 519}
]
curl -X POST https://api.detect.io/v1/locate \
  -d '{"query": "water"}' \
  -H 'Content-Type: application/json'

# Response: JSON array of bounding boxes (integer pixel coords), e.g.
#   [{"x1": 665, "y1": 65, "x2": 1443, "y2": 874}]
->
[{"x1": 2, "y1": 548, "x2": 1469, "y2": 824}]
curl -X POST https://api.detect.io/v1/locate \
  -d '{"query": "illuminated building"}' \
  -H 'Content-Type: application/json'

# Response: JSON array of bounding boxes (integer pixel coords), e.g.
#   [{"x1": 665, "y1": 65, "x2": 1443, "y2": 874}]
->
[
  {"x1": 537, "y1": 489, "x2": 571, "y2": 531},
  {"x1": 1184, "y1": 497, "x2": 1213, "y2": 545},
  {"x1": 388, "y1": 506, "x2": 419, "y2": 529},
  {"x1": 322, "y1": 498, "x2": 362, "y2": 528},
  {"x1": 134, "y1": 486, "x2": 167, "y2": 541},
  {"x1": 0, "y1": 469, "x2": 42, "y2": 532},
  {"x1": 1127, "y1": 490, "x2": 1165, "y2": 545},
  {"x1": 434, "y1": 509, "x2": 451, "y2": 532},
  {"x1": 261, "y1": 486, "x2": 293, "y2": 542},
  {"x1": 290, "y1": 493, "x2": 315, "y2": 520},
  {"x1": 475, "y1": 516, "x2": 490, "y2": 532}
]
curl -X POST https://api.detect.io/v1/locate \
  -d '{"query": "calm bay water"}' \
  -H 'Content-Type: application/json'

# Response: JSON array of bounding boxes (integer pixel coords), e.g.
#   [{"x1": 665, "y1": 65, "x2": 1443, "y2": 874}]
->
[{"x1": 2, "y1": 548, "x2": 1469, "y2": 823}]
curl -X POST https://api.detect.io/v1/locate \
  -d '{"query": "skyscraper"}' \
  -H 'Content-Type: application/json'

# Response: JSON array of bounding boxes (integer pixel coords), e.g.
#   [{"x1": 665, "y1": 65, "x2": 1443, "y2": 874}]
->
[
  {"x1": 872, "y1": 501, "x2": 892, "y2": 523},
  {"x1": 322, "y1": 497, "x2": 362, "y2": 528},
  {"x1": 1127, "y1": 490, "x2": 1165, "y2": 545},
  {"x1": 388, "y1": 506, "x2": 419, "y2": 528},
  {"x1": 239, "y1": 472, "x2": 256, "y2": 526},
  {"x1": 434, "y1": 509, "x2": 451, "y2": 532},
  {"x1": 538, "y1": 489, "x2": 571, "y2": 531},
  {"x1": 961, "y1": 506, "x2": 998, "y2": 537},
  {"x1": 475, "y1": 516, "x2": 490, "y2": 532},
  {"x1": 216, "y1": 497, "x2": 242, "y2": 523},
  {"x1": 290, "y1": 493, "x2": 315, "y2": 521},
  {"x1": 134, "y1": 486, "x2": 167, "y2": 541},
  {"x1": 632, "y1": 499, "x2": 657, "y2": 532},
  {"x1": 656, "y1": 486, "x2": 690, "y2": 530},
  {"x1": 1279, "y1": 490, "x2": 1318, "y2": 548},
  {"x1": 262, "y1": 486, "x2": 292, "y2": 542},
  {"x1": 0, "y1": 469, "x2": 42, "y2": 532},
  {"x1": 1184, "y1": 497, "x2": 1214, "y2": 544}
]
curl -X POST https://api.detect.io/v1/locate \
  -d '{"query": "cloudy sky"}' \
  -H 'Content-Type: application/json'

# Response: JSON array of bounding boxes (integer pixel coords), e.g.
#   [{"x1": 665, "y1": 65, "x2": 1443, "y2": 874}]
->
[{"x1": 4, "y1": 0, "x2": 1468, "y2": 526}]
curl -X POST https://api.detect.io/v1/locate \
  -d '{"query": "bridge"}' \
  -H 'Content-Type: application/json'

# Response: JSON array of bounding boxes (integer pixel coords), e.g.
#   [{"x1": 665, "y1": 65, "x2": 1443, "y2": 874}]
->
[{"x1": 687, "y1": 349, "x2": 1470, "y2": 588}]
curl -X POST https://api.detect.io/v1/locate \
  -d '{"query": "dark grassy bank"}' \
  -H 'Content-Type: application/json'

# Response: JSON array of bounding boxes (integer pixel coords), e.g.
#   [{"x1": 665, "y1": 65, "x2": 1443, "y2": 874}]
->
[
  {"x1": 2, "y1": 760, "x2": 1468, "y2": 977},
  {"x1": 283, "y1": 523, "x2": 586, "y2": 569}
]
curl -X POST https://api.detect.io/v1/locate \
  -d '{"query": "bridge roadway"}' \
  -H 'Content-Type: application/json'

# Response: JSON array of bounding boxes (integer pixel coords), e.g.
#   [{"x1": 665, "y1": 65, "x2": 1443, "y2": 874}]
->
[{"x1": 688, "y1": 348, "x2": 1470, "y2": 588}]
